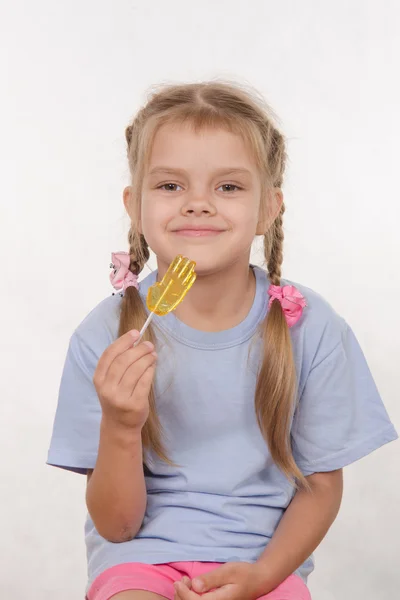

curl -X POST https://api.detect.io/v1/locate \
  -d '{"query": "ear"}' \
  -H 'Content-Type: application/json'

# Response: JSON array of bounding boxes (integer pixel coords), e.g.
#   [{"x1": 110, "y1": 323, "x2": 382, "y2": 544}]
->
[
  {"x1": 123, "y1": 185, "x2": 142, "y2": 234},
  {"x1": 256, "y1": 187, "x2": 283, "y2": 235},
  {"x1": 123, "y1": 186, "x2": 131, "y2": 213}
]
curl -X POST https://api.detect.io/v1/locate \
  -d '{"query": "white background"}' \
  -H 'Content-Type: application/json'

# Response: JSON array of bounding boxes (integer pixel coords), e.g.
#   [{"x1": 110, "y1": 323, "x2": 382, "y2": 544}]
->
[{"x1": 1, "y1": 1, "x2": 399, "y2": 599}]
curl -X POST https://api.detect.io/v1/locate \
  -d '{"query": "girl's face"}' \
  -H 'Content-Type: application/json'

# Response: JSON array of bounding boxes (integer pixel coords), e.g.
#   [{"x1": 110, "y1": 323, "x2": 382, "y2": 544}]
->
[{"x1": 130, "y1": 122, "x2": 280, "y2": 276}]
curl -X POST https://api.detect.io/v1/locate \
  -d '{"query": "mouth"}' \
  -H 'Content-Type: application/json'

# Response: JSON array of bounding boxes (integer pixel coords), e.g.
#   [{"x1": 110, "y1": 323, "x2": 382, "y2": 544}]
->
[
  {"x1": 173, "y1": 229, "x2": 223, "y2": 237},
  {"x1": 171, "y1": 225, "x2": 226, "y2": 238}
]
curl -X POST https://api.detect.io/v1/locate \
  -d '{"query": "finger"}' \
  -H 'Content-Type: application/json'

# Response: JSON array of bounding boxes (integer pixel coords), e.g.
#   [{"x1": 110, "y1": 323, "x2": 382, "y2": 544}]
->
[
  {"x1": 94, "y1": 329, "x2": 141, "y2": 386},
  {"x1": 174, "y1": 582, "x2": 199, "y2": 600},
  {"x1": 106, "y1": 341, "x2": 155, "y2": 388},
  {"x1": 196, "y1": 585, "x2": 235, "y2": 600},
  {"x1": 174, "y1": 588, "x2": 187, "y2": 600},
  {"x1": 127, "y1": 362, "x2": 156, "y2": 400},
  {"x1": 174, "y1": 574, "x2": 192, "y2": 600},
  {"x1": 119, "y1": 353, "x2": 157, "y2": 397},
  {"x1": 192, "y1": 564, "x2": 233, "y2": 594}
]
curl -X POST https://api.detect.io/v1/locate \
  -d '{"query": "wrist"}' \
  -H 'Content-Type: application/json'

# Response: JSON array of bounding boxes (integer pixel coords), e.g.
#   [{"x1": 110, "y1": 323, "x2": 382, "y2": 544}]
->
[
  {"x1": 250, "y1": 561, "x2": 275, "y2": 597},
  {"x1": 100, "y1": 417, "x2": 143, "y2": 448}
]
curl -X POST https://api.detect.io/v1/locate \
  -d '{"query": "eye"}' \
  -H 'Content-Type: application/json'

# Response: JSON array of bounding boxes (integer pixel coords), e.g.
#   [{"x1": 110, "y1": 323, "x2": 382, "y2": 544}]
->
[
  {"x1": 159, "y1": 183, "x2": 183, "y2": 192},
  {"x1": 217, "y1": 184, "x2": 243, "y2": 193}
]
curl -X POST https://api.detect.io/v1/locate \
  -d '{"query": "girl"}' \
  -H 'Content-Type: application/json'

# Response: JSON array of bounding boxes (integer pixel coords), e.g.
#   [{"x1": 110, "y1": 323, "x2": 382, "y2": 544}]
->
[{"x1": 47, "y1": 82, "x2": 398, "y2": 600}]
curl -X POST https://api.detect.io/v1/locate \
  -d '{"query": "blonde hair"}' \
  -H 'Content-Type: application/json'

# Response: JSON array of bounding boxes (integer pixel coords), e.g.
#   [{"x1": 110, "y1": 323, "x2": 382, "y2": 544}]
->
[{"x1": 120, "y1": 81, "x2": 307, "y2": 489}]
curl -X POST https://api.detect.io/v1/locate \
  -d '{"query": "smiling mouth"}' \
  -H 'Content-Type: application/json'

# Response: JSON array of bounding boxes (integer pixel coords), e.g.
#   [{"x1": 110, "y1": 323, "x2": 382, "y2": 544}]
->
[{"x1": 173, "y1": 229, "x2": 224, "y2": 237}]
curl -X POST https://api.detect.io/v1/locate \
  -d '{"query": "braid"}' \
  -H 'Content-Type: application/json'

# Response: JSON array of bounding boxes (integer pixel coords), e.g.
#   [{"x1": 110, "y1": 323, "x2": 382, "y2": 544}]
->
[
  {"x1": 258, "y1": 202, "x2": 308, "y2": 489},
  {"x1": 119, "y1": 225, "x2": 170, "y2": 466},
  {"x1": 127, "y1": 228, "x2": 150, "y2": 276},
  {"x1": 267, "y1": 129, "x2": 286, "y2": 189},
  {"x1": 266, "y1": 203, "x2": 285, "y2": 286},
  {"x1": 125, "y1": 124, "x2": 133, "y2": 149}
]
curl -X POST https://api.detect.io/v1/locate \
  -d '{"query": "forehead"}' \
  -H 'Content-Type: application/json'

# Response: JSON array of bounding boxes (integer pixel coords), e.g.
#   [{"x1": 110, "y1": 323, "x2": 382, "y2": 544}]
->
[{"x1": 147, "y1": 122, "x2": 259, "y2": 175}]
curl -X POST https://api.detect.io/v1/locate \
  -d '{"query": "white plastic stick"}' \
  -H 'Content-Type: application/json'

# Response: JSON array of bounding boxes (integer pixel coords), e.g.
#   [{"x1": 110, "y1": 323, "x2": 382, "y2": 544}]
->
[{"x1": 133, "y1": 311, "x2": 155, "y2": 346}]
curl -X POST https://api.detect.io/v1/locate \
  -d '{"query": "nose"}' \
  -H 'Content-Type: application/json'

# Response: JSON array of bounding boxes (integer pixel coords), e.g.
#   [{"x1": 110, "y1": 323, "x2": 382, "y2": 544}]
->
[{"x1": 181, "y1": 192, "x2": 217, "y2": 217}]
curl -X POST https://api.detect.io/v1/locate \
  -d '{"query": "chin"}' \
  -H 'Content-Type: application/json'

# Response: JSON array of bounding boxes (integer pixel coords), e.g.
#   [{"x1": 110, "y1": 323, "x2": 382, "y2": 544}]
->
[
  {"x1": 150, "y1": 238, "x2": 249, "y2": 275},
  {"x1": 177, "y1": 251, "x2": 240, "y2": 277}
]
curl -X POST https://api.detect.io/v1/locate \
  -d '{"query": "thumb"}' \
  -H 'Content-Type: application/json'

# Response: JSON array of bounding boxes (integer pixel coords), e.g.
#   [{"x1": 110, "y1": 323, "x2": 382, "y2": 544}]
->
[{"x1": 192, "y1": 564, "x2": 233, "y2": 593}]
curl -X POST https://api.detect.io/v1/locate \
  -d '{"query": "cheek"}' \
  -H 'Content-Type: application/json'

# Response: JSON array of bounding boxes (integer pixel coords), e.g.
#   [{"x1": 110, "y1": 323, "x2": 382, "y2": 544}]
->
[
  {"x1": 228, "y1": 201, "x2": 259, "y2": 234},
  {"x1": 140, "y1": 196, "x2": 172, "y2": 235}
]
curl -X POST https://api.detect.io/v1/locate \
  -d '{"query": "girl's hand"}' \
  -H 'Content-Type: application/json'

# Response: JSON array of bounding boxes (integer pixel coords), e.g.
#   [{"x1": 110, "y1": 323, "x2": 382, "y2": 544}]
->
[
  {"x1": 93, "y1": 329, "x2": 156, "y2": 431},
  {"x1": 174, "y1": 576, "x2": 193, "y2": 600},
  {"x1": 174, "y1": 563, "x2": 266, "y2": 600}
]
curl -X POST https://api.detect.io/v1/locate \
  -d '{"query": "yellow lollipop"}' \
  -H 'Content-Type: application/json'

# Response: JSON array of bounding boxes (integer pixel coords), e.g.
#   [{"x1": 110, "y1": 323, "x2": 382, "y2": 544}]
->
[{"x1": 135, "y1": 255, "x2": 196, "y2": 344}]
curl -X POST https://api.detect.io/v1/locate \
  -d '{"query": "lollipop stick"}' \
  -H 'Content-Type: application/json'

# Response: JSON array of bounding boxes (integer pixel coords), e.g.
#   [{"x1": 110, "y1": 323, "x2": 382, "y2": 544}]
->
[{"x1": 133, "y1": 312, "x2": 155, "y2": 346}]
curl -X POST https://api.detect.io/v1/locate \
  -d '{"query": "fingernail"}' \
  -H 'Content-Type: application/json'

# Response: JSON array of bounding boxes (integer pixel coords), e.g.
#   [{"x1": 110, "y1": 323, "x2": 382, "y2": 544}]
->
[
  {"x1": 193, "y1": 579, "x2": 204, "y2": 592},
  {"x1": 129, "y1": 329, "x2": 139, "y2": 338},
  {"x1": 151, "y1": 351, "x2": 157, "y2": 358},
  {"x1": 143, "y1": 341, "x2": 154, "y2": 350}
]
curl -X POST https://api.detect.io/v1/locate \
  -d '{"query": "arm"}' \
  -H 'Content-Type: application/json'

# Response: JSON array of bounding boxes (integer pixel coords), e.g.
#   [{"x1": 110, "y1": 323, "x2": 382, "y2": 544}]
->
[
  {"x1": 85, "y1": 329, "x2": 157, "y2": 543},
  {"x1": 254, "y1": 469, "x2": 343, "y2": 591},
  {"x1": 86, "y1": 420, "x2": 146, "y2": 543},
  {"x1": 179, "y1": 469, "x2": 343, "y2": 600}
]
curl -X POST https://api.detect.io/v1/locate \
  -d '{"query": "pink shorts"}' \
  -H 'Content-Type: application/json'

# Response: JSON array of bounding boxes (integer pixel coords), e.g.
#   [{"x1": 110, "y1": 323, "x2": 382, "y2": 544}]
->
[{"x1": 87, "y1": 562, "x2": 311, "y2": 600}]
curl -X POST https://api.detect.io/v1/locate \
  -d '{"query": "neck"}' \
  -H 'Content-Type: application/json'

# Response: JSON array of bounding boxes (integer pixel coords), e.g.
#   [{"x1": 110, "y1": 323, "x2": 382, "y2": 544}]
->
[{"x1": 158, "y1": 258, "x2": 256, "y2": 332}]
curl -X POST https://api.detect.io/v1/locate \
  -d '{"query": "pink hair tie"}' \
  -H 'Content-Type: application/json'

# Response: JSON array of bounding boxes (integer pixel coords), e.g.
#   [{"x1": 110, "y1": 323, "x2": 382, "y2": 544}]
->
[
  {"x1": 109, "y1": 251, "x2": 139, "y2": 292},
  {"x1": 268, "y1": 284, "x2": 307, "y2": 328}
]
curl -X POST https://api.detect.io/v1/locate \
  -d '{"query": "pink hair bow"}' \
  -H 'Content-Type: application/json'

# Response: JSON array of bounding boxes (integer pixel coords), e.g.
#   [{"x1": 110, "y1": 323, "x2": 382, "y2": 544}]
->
[
  {"x1": 109, "y1": 251, "x2": 139, "y2": 292},
  {"x1": 268, "y1": 284, "x2": 307, "y2": 328}
]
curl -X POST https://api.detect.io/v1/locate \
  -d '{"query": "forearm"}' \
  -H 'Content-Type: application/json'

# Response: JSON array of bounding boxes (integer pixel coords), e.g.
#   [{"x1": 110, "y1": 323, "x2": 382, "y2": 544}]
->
[
  {"x1": 86, "y1": 417, "x2": 147, "y2": 543},
  {"x1": 255, "y1": 470, "x2": 343, "y2": 592}
]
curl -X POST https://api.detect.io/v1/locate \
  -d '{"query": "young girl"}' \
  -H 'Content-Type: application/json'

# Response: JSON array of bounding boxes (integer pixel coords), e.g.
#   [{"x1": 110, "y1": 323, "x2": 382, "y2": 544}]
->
[{"x1": 47, "y1": 82, "x2": 398, "y2": 600}]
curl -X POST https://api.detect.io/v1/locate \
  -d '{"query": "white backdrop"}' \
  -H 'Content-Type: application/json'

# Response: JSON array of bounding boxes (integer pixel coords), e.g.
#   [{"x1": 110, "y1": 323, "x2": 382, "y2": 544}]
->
[{"x1": 1, "y1": 1, "x2": 399, "y2": 599}]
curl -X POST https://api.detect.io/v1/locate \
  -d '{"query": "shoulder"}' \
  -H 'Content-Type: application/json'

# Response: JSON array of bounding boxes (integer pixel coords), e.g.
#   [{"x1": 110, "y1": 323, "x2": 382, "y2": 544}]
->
[
  {"x1": 279, "y1": 275, "x2": 350, "y2": 368},
  {"x1": 254, "y1": 266, "x2": 347, "y2": 345},
  {"x1": 283, "y1": 278, "x2": 347, "y2": 334},
  {"x1": 70, "y1": 293, "x2": 123, "y2": 366}
]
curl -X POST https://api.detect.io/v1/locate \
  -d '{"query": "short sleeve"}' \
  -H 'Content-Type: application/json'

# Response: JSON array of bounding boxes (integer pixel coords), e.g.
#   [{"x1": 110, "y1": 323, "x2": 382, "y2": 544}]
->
[
  {"x1": 291, "y1": 322, "x2": 398, "y2": 476},
  {"x1": 46, "y1": 332, "x2": 102, "y2": 474}
]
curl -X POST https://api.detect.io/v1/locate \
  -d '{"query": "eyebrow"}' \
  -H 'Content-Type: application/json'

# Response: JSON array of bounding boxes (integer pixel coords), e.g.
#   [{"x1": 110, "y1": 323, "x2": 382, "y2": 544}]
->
[{"x1": 147, "y1": 167, "x2": 253, "y2": 178}]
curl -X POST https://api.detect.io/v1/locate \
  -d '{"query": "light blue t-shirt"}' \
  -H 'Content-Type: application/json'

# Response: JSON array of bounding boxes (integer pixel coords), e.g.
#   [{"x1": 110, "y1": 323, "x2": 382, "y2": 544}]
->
[{"x1": 47, "y1": 266, "x2": 398, "y2": 591}]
